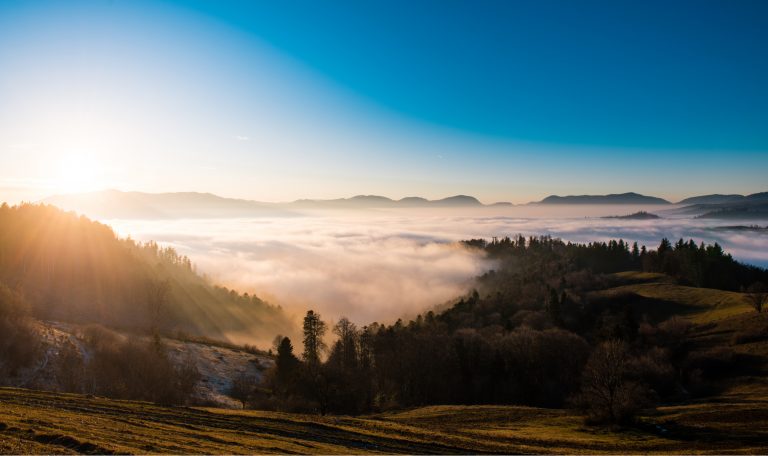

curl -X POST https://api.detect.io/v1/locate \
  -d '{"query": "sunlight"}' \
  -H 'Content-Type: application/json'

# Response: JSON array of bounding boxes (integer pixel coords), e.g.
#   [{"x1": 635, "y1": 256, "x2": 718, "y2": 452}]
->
[{"x1": 50, "y1": 154, "x2": 103, "y2": 194}]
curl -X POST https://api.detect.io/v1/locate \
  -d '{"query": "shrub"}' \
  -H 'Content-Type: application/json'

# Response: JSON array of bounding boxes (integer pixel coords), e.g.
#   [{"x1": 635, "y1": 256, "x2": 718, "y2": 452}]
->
[{"x1": 86, "y1": 336, "x2": 200, "y2": 405}]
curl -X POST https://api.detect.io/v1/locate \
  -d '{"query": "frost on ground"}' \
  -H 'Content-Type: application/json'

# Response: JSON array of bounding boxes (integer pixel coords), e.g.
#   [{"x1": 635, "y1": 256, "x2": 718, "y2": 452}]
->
[
  {"x1": 165, "y1": 339, "x2": 272, "y2": 408},
  {"x1": 9, "y1": 321, "x2": 272, "y2": 409}
]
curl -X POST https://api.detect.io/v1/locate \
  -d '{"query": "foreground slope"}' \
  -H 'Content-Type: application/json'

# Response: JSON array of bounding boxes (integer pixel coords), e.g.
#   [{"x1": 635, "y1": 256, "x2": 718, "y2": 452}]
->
[{"x1": 1, "y1": 386, "x2": 767, "y2": 454}]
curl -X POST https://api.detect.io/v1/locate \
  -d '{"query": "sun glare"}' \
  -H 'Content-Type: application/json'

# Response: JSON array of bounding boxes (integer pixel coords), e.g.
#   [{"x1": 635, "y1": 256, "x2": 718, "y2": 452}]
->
[{"x1": 51, "y1": 155, "x2": 103, "y2": 194}]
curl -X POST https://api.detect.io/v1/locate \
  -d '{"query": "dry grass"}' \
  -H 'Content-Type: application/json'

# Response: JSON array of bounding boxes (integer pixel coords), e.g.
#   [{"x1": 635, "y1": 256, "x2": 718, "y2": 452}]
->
[
  {"x1": 597, "y1": 281, "x2": 753, "y2": 323},
  {"x1": 1, "y1": 387, "x2": 768, "y2": 454}
]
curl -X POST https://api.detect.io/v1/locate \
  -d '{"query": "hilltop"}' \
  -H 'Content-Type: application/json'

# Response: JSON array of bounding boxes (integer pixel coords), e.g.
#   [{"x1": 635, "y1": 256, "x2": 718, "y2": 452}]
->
[{"x1": 536, "y1": 192, "x2": 671, "y2": 205}]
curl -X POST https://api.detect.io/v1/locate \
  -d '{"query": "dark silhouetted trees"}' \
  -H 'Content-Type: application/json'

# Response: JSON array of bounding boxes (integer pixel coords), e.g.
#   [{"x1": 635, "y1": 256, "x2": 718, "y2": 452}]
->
[
  {"x1": 229, "y1": 372, "x2": 255, "y2": 408},
  {"x1": 577, "y1": 340, "x2": 647, "y2": 423},
  {"x1": 256, "y1": 235, "x2": 766, "y2": 417},
  {"x1": 745, "y1": 282, "x2": 768, "y2": 313},
  {"x1": 302, "y1": 310, "x2": 327, "y2": 367},
  {"x1": 0, "y1": 284, "x2": 42, "y2": 380}
]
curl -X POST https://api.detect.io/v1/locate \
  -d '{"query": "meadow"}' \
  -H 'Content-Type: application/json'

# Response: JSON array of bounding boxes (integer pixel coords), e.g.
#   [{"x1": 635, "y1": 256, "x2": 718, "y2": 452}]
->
[{"x1": 2, "y1": 379, "x2": 767, "y2": 455}]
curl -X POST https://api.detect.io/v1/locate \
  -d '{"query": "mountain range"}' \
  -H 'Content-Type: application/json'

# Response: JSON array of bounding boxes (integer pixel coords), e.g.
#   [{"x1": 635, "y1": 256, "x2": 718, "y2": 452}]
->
[
  {"x1": 664, "y1": 192, "x2": 768, "y2": 219},
  {"x1": 292, "y1": 194, "x2": 484, "y2": 208},
  {"x1": 41, "y1": 190, "x2": 491, "y2": 219},
  {"x1": 36, "y1": 189, "x2": 768, "y2": 220}
]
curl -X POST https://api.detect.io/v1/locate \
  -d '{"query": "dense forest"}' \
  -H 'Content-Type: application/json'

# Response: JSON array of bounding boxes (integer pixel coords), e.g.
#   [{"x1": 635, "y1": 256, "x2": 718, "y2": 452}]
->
[
  {"x1": 254, "y1": 236, "x2": 768, "y2": 422},
  {"x1": 0, "y1": 203, "x2": 292, "y2": 339}
]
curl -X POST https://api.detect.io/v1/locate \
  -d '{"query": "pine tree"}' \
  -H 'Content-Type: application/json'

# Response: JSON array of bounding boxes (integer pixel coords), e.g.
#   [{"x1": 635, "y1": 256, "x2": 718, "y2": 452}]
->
[{"x1": 302, "y1": 310, "x2": 327, "y2": 367}]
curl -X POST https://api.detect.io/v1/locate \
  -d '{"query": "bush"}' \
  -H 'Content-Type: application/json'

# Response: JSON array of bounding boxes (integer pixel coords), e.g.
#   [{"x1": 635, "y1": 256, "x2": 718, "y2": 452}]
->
[
  {"x1": 54, "y1": 341, "x2": 86, "y2": 393},
  {"x1": 86, "y1": 336, "x2": 200, "y2": 405}
]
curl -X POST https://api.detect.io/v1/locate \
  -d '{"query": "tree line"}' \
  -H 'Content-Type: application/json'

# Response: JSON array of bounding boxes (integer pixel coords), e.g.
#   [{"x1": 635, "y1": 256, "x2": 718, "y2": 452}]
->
[{"x1": 244, "y1": 236, "x2": 767, "y2": 423}]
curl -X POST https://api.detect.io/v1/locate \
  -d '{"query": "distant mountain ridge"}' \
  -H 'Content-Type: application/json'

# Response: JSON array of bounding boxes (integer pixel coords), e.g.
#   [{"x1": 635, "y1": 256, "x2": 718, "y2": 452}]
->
[
  {"x1": 676, "y1": 194, "x2": 747, "y2": 205},
  {"x1": 536, "y1": 192, "x2": 671, "y2": 205},
  {"x1": 292, "y1": 194, "x2": 483, "y2": 208},
  {"x1": 39, "y1": 189, "x2": 768, "y2": 220},
  {"x1": 43, "y1": 189, "x2": 288, "y2": 219},
  {"x1": 41, "y1": 190, "x2": 488, "y2": 219},
  {"x1": 665, "y1": 192, "x2": 768, "y2": 219}
]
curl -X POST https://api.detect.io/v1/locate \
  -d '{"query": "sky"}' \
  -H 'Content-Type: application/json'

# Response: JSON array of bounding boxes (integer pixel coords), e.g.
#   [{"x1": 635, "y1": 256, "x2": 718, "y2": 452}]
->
[{"x1": 1, "y1": 0, "x2": 767, "y2": 204}]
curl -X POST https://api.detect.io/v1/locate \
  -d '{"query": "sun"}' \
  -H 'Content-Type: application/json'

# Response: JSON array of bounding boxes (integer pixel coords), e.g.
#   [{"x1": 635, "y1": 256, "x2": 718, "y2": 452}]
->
[{"x1": 51, "y1": 155, "x2": 104, "y2": 194}]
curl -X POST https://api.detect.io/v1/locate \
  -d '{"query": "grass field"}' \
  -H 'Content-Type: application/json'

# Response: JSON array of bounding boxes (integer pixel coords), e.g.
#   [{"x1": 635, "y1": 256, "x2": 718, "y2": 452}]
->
[
  {"x1": 1, "y1": 385, "x2": 768, "y2": 454},
  {"x1": 599, "y1": 275, "x2": 754, "y2": 323}
]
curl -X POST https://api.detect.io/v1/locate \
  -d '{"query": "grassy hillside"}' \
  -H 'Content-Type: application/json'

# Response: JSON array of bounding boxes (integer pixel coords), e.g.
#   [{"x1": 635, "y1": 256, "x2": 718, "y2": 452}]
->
[
  {"x1": 1, "y1": 386, "x2": 767, "y2": 454},
  {"x1": 594, "y1": 278, "x2": 754, "y2": 323}
]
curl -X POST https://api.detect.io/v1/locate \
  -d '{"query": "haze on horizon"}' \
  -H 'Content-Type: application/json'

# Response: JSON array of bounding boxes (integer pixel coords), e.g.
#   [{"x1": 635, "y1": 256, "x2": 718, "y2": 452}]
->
[{"x1": 2, "y1": 0, "x2": 768, "y2": 206}]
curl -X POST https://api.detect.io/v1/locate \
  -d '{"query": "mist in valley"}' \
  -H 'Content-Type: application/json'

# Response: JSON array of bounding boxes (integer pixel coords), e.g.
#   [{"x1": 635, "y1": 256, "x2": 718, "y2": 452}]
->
[{"x1": 105, "y1": 204, "x2": 768, "y2": 330}]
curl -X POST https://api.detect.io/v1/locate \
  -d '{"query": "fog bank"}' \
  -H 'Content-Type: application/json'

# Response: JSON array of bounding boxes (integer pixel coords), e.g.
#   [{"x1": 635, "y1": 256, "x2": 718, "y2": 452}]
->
[{"x1": 107, "y1": 205, "x2": 768, "y2": 325}]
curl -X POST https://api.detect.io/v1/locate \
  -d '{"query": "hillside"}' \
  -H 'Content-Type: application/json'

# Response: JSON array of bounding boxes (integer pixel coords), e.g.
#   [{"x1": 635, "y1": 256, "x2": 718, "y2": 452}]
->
[
  {"x1": 591, "y1": 280, "x2": 754, "y2": 324},
  {"x1": 666, "y1": 192, "x2": 768, "y2": 218},
  {"x1": 2, "y1": 385, "x2": 768, "y2": 454},
  {"x1": 536, "y1": 192, "x2": 671, "y2": 205},
  {"x1": 697, "y1": 202, "x2": 768, "y2": 220},
  {"x1": 0, "y1": 203, "x2": 294, "y2": 345},
  {"x1": 1, "y1": 231, "x2": 767, "y2": 453}
]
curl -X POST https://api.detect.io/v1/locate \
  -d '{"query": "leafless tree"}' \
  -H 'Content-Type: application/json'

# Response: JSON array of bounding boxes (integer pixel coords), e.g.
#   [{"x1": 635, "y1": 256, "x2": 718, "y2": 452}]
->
[
  {"x1": 745, "y1": 282, "x2": 768, "y2": 313},
  {"x1": 578, "y1": 340, "x2": 646, "y2": 423},
  {"x1": 229, "y1": 371, "x2": 254, "y2": 409}
]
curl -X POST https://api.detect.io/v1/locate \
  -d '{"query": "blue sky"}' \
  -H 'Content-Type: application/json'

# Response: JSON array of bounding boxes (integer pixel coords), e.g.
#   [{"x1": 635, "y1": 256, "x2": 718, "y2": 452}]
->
[{"x1": 0, "y1": 0, "x2": 766, "y2": 203}]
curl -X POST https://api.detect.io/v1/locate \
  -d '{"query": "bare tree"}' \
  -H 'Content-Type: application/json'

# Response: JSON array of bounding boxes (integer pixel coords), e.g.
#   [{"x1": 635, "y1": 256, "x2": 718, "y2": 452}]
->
[
  {"x1": 332, "y1": 317, "x2": 359, "y2": 369},
  {"x1": 578, "y1": 340, "x2": 646, "y2": 423},
  {"x1": 745, "y1": 282, "x2": 768, "y2": 313},
  {"x1": 228, "y1": 371, "x2": 254, "y2": 409}
]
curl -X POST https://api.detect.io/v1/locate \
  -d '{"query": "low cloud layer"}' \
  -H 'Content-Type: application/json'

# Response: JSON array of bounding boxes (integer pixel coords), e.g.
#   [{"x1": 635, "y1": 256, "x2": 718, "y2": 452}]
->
[{"x1": 108, "y1": 207, "x2": 768, "y2": 326}]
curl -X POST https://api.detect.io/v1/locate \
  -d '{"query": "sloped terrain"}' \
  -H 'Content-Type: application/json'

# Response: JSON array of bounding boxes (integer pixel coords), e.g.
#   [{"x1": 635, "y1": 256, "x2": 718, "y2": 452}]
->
[
  {"x1": 1, "y1": 386, "x2": 767, "y2": 454},
  {"x1": 5, "y1": 321, "x2": 272, "y2": 408}
]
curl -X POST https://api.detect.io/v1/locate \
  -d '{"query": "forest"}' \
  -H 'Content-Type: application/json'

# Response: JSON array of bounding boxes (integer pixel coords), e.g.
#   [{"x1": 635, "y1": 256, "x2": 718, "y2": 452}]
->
[
  {"x1": 0, "y1": 203, "x2": 293, "y2": 337},
  {"x1": 1, "y1": 204, "x2": 767, "y2": 424},
  {"x1": 253, "y1": 236, "x2": 768, "y2": 422}
]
